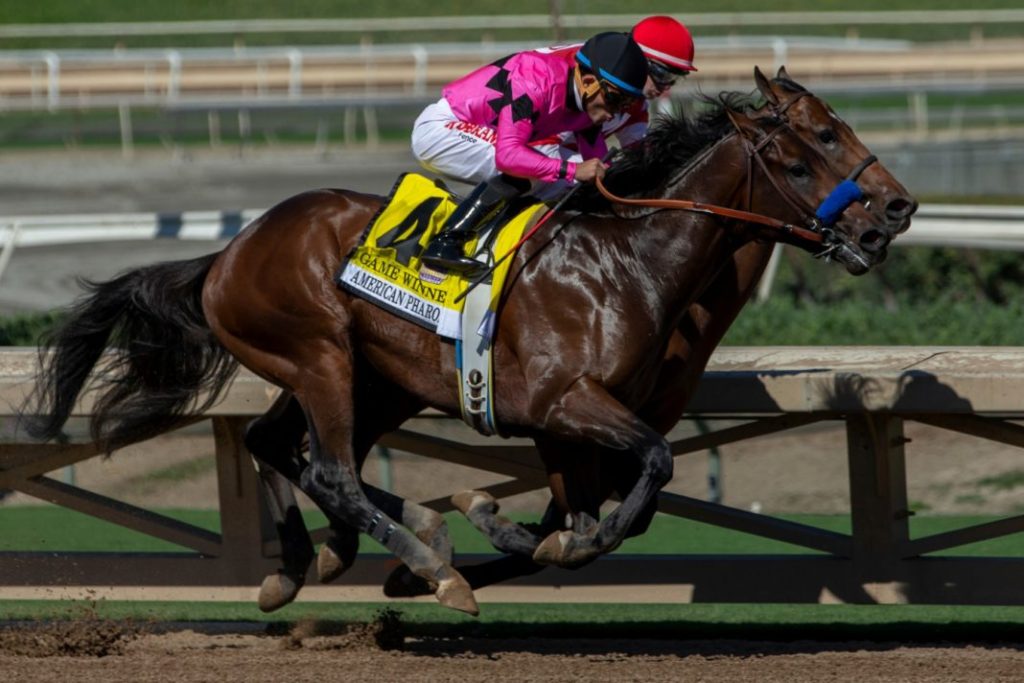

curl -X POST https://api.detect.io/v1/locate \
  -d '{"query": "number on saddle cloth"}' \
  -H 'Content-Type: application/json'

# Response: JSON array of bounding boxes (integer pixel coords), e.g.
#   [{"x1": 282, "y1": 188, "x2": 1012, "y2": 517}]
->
[{"x1": 336, "y1": 173, "x2": 543, "y2": 340}]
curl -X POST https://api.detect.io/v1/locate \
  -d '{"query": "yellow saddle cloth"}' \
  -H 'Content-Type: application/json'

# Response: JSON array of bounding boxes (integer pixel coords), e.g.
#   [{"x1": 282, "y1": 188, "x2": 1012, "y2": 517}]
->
[{"x1": 337, "y1": 173, "x2": 544, "y2": 339}]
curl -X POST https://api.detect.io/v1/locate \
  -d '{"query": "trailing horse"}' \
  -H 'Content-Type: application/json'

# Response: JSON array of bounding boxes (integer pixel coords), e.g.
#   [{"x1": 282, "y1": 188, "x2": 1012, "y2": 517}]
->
[{"x1": 23, "y1": 68, "x2": 916, "y2": 615}]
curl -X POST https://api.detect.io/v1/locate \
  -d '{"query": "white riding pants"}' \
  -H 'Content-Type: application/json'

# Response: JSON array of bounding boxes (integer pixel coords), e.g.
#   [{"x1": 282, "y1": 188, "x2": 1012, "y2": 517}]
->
[{"x1": 411, "y1": 98, "x2": 581, "y2": 201}]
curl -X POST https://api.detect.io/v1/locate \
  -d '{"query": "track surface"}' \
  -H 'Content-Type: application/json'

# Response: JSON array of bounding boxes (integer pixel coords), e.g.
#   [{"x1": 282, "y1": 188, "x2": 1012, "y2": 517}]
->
[{"x1": 3, "y1": 621, "x2": 1024, "y2": 682}]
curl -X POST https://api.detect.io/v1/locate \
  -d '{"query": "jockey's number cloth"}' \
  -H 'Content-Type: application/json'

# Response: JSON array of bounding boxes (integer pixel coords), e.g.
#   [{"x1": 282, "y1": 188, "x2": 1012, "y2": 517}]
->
[{"x1": 337, "y1": 172, "x2": 543, "y2": 339}]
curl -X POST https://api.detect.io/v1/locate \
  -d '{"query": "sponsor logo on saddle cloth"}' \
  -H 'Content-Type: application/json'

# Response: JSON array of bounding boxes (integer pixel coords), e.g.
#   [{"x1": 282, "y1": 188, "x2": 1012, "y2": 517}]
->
[{"x1": 337, "y1": 172, "x2": 543, "y2": 340}]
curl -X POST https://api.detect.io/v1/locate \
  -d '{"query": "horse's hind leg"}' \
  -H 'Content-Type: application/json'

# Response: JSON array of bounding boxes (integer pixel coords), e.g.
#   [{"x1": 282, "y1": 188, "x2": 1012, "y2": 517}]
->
[
  {"x1": 244, "y1": 392, "x2": 360, "y2": 611},
  {"x1": 315, "y1": 476, "x2": 454, "y2": 590},
  {"x1": 361, "y1": 484, "x2": 453, "y2": 562},
  {"x1": 297, "y1": 356, "x2": 478, "y2": 615},
  {"x1": 348, "y1": 379, "x2": 454, "y2": 565}
]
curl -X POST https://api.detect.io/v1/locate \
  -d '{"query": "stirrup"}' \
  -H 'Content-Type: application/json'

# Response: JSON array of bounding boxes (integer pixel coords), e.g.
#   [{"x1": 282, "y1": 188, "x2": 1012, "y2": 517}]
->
[
  {"x1": 421, "y1": 252, "x2": 486, "y2": 276},
  {"x1": 421, "y1": 233, "x2": 486, "y2": 275}
]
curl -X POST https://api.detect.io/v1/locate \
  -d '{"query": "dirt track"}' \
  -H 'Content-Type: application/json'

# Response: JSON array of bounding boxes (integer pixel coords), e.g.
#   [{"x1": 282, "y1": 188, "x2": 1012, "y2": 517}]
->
[{"x1": 2, "y1": 618, "x2": 1024, "y2": 682}]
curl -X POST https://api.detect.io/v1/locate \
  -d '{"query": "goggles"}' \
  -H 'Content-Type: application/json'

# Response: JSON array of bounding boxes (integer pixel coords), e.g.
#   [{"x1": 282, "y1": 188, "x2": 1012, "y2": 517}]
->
[
  {"x1": 599, "y1": 81, "x2": 635, "y2": 113},
  {"x1": 647, "y1": 60, "x2": 688, "y2": 90}
]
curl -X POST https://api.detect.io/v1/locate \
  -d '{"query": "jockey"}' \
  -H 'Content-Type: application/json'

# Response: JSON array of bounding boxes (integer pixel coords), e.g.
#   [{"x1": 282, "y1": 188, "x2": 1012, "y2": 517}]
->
[
  {"x1": 530, "y1": 15, "x2": 698, "y2": 199},
  {"x1": 411, "y1": 31, "x2": 648, "y2": 275}
]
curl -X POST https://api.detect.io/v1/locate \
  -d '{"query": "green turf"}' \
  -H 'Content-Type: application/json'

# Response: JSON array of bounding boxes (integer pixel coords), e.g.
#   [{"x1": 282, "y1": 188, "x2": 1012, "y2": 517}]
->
[
  {"x1": 3, "y1": 506, "x2": 1024, "y2": 557},
  {"x1": 6, "y1": 506, "x2": 1024, "y2": 630}
]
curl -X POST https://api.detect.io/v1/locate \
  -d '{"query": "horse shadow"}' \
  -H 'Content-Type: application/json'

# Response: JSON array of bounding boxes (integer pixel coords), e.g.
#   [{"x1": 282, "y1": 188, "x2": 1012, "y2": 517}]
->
[{"x1": 397, "y1": 623, "x2": 1024, "y2": 657}]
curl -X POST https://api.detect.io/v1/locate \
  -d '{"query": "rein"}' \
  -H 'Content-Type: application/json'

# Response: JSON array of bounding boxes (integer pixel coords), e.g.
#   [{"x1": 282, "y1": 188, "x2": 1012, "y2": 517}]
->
[
  {"x1": 594, "y1": 176, "x2": 823, "y2": 244},
  {"x1": 595, "y1": 89, "x2": 879, "y2": 250}
]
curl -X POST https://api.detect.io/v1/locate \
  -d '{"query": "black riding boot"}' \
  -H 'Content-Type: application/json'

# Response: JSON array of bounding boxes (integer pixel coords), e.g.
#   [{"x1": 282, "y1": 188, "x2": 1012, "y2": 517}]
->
[{"x1": 420, "y1": 178, "x2": 520, "y2": 274}]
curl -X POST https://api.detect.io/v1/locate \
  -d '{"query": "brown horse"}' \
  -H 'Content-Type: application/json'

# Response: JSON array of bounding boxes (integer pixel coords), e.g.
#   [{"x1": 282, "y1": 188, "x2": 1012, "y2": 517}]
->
[{"x1": 24, "y1": 68, "x2": 916, "y2": 615}]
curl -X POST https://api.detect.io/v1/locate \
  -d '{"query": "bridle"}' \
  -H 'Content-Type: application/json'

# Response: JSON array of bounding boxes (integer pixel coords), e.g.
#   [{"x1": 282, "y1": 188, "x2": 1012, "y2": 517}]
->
[{"x1": 596, "y1": 89, "x2": 879, "y2": 254}]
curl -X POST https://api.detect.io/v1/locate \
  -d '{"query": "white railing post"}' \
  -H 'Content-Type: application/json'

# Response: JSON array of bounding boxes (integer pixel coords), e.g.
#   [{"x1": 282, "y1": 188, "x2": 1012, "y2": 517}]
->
[
  {"x1": 287, "y1": 48, "x2": 302, "y2": 98},
  {"x1": 165, "y1": 49, "x2": 181, "y2": 101},
  {"x1": 0, "y1": 222, "x2": 23, "y2": 286},
  {"x1": 363, "y1": 106, "x2": 379, "y2": 149},
  {"x1": 118, "y1": 103, "x2": 134, "y2": 159},
  {"x1": 42, "y1": 51, "x2": 59, "y2": 112},
  {"x1": 411, "y1": 44, "x2": 427, "y2": 97},
  {"x1": 772, "y1": 37, "x2": 788, "y2": 72},
  {"x1": 755, "y1": 244, "x2": 783, "y2": 303}
]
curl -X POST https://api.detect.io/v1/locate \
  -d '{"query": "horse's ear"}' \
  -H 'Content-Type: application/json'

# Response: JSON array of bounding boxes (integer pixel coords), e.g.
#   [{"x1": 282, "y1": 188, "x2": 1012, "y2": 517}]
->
[
  {"x1": 754, "y1": 66, "x2": 779, "y2": 106},
  {"x1": 776, "y1": 65, "x2": 791, "y2": 81}
]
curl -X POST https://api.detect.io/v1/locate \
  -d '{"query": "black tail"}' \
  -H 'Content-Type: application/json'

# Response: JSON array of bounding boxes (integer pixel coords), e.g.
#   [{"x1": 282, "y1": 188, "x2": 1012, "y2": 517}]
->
[{"x1": 23, "y1": 252, "x2": 238, "y2": 452}]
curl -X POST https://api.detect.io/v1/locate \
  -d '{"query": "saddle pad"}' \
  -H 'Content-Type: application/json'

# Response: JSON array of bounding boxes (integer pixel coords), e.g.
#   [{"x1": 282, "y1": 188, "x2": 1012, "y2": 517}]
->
[{"x1": 336, "y1": 172, "x2": 543, "y2": 339}]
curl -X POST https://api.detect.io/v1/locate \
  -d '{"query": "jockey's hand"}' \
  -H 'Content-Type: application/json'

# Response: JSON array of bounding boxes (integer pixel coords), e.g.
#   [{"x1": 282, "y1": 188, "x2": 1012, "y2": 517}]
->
[{"x1": 574, "y1": 158, "x2": 608, "y2": 184}]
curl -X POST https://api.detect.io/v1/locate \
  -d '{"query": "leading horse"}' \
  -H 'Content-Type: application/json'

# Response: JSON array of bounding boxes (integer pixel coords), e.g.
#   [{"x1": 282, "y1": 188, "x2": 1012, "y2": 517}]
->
[{"x1": 24, "y1": 68, "x2": 915, "y2": 615}]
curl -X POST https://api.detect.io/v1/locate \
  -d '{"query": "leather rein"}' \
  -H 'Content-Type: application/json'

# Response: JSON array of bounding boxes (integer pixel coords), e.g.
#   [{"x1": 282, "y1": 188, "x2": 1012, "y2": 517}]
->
[
  {"x1": 595, "y1": 176, "x2": 823, "y2": 244},
  {"x1": 595, "y1": 90, "x2": 878, "y2": 249}
]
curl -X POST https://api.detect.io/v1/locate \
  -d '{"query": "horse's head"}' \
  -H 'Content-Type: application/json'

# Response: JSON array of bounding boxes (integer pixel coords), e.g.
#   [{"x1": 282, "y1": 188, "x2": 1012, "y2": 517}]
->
[{"x1": 727, "y1": 67, "x2": 917, "y2": 274}]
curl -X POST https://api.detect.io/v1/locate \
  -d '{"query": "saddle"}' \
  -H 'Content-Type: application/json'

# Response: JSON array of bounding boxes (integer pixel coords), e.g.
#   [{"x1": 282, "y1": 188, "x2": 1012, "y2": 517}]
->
[{"x1": 336, "y1": 172, "x2": 545, "y2": 434}]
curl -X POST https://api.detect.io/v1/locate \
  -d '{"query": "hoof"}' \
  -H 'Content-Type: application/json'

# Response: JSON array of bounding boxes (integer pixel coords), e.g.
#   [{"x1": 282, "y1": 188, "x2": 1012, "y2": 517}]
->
[
  {"x1": 383, "y1": 564, "x2": 435, "y2": 598},
  {"x1": 317, "y1": 541, "x2": 351, "y2": 584},
  {"x1": 532, "y1": 530, "x2": 574, "y2": 566},
  {"x1": 451, "y1": 490, "x2": 495, "y2": 516},
  {"x1": 532, "y1": 530, "x2": 600, "y2": 568},
  {"x1": 435, "y1": 571, "x2": 479, "y2": 616},
  {"x1": 258, "y1": 572, "x2": 302, "y2": 613}
]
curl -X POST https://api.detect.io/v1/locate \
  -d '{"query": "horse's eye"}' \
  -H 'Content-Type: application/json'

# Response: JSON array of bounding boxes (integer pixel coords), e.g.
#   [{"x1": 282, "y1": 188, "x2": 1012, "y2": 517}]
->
[
  {"x1": 818, "y1": 129, "x2": 837, "y2": 145},
  {"x1": 789, "y1": 164, "x2": 810, "y2": 178}
]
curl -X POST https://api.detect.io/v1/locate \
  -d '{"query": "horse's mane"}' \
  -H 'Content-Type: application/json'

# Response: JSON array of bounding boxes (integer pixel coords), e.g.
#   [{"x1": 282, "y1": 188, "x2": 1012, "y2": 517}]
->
[{"x1": 565, "y1": 81, "x2": 804, "y2": 213}]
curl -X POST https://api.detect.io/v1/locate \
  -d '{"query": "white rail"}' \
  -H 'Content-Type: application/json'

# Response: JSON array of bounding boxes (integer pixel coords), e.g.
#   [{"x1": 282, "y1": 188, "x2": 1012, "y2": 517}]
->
[
  {"x1": 0, "y1": 203, "x2": 1021, "y2": 286},
  {"x1": 1, "y1": 204, "x2": 1020, "y2": 249},
  {"x1": 1, "y1": 11, "x2": 1024, "y2": 39},
  {"x1": 11, "y1": 35, "x2": 1024, "y2": 115}
]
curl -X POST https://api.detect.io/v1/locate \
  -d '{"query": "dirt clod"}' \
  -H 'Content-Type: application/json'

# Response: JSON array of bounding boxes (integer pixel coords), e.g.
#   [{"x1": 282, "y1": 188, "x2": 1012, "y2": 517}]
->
[
  {"x1": 0, "y1": 617, "x2": 137, "y2": 658},
  {"x1": 280, "y1": 609, "x2": 405, "y2": 652}
]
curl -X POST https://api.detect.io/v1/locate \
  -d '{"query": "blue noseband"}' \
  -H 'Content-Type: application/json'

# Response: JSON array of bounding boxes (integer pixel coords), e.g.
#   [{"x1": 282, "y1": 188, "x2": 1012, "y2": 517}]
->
[{"x1": 814, "y1": 154, "x2": 877, "y2": 227}]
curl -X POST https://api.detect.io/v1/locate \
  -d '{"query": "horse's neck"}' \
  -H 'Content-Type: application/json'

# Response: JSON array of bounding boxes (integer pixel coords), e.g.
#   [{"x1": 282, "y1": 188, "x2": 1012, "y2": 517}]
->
[
  {"x1": 633, "y1": 134, "x2": 752, "y2": 316},
  {"x1": 665, "y1": 132, "x2": 750, "y2": 209}
]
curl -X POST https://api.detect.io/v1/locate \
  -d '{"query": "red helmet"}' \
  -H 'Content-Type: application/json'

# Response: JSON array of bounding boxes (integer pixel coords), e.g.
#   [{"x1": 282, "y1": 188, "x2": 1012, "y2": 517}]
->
[{"x1": 631, "y1": 15, "x2": 697, "y2": 73}]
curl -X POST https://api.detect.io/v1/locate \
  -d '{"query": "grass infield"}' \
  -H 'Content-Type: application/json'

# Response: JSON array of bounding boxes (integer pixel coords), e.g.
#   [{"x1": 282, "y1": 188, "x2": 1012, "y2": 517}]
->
[
  {"x1": 4, "y1": 506, "x2": 1024, "y2": 633},
  {"x1": 3, "y1": 507, "x2": 1024, "y2": 556}
]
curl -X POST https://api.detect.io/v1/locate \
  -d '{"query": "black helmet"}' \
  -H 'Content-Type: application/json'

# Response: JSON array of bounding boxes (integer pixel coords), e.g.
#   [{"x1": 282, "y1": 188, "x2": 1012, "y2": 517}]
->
[{"x1": 575, "y1": 32, "x2": 648, "y2": 101}]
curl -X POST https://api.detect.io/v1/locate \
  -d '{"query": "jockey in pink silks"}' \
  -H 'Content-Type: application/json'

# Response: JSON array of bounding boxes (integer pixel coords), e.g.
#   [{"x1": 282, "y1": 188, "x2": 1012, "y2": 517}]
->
[
  {"x1": 530, "y1": 16, "x2": 699, "y2": 200},
  {"x1": 411, "y1": 31, "x2": 648, "y2": 274}
]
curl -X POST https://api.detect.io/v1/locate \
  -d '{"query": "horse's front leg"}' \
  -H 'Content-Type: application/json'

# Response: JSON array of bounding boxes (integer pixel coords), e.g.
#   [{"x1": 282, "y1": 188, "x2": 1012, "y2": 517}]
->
[
  {"x1": 388, "y1": 444, "x2": 647, "y2": 596},
  {"x1": 531, "y1": 377, "x2": 672, "y2": 567},
  {"x1": 448, "y1": 432, "x2": 609, "y2": 558},
  {"x1": 450, "y1": 490, "x2": 546, "y2": 555},
  {"x1": 384, "y1": 498, "x2": 561, "y2": 597}
]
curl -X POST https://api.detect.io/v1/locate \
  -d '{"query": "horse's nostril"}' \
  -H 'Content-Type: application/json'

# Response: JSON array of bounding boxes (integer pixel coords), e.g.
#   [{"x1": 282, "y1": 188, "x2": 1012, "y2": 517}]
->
[
  {"x1": 860, "y1": 229, "x2": 889, "y2": 253},
  {"x1": 885, "y1": 197, "x2": 918, "y2": 221}
]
